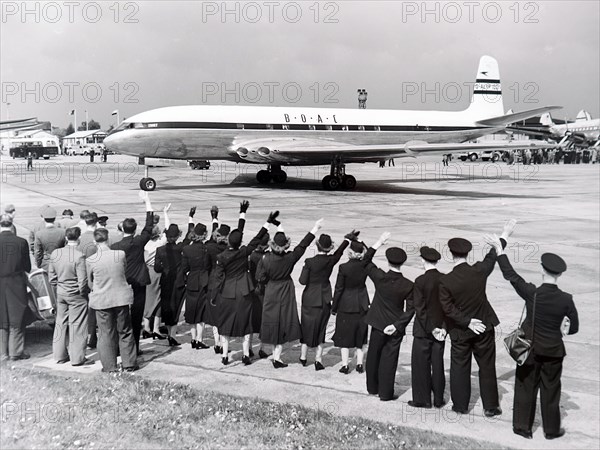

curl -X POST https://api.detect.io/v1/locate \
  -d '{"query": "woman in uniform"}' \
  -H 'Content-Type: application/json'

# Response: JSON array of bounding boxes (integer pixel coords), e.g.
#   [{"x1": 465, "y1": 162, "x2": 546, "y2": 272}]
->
[
  {"x1": 211, "y1": 201, "x2": 270, "y2": 365},
  {"x1": 182, "y1": 222, "x2": 212, "y2": 349},
  {"x1": 332, "y1": 240, "x2": 373, "y2": 374},
  {"x1": 298, "y1": 231, "x2": 356, "y2": 370},
  {"x1": 256, "y1": 215, "x2": 323, "y2": 368}
]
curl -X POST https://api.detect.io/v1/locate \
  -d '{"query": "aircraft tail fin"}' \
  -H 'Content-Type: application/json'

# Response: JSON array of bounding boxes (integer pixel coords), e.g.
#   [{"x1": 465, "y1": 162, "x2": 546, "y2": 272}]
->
[
  {"x1": 540, "y1": 112, "x2": 554, "y2": 126},
  {"x1": 465, "y1": 55, "x2": 504, "y2": 120},
  {"x1": 576, "y1": 110, "x2": 592, "y2": 121}
]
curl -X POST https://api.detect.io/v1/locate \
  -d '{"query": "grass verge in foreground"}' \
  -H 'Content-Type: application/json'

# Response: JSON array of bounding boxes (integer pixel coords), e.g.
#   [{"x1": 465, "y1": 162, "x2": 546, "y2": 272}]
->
[{"x1": 1, "y1": 367, "x2": 506, "y2": 449}]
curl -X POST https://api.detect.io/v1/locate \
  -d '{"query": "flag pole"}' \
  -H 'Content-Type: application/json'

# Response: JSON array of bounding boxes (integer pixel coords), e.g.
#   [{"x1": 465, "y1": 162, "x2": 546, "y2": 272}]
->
[{"x1": 85, "y1": 110, "x2": 89, "y2": 131}]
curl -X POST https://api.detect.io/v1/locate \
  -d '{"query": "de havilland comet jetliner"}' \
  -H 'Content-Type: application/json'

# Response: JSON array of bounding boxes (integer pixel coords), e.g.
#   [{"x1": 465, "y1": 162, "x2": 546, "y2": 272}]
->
[{"x1": 104, "y1": 56, "x2": 561, "y2": 191}]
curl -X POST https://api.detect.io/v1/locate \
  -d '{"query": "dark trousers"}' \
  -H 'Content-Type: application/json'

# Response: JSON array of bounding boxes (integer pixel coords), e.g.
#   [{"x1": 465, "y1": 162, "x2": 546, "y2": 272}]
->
[
  {"x1": 514, "y1": 354, "x2": 563, "y2": 434},
  {"x1": 366, "y1": 328, "x2": 403, "y2": 400},
  {"x1": 450, "y1": 329, "x2": 499, "y2": 410},
  {"x1": 411, "y1": 336, "x2": 445, "y2": 405},
  {"x1": 131, "y1": 283, "x2": 146, "y2": 352},
  {"x1": 0, "y1": 326, "x2": 25, "y2": 358},
  {"x1": 95, "y1": 305, "x2": 137, "y2": 371},
  {"x1": 53, "y1": 295, "x2": 88, "y2": 364},
  {"x1": 88, "y1": 307, "x2": 97, "y2": 346}
]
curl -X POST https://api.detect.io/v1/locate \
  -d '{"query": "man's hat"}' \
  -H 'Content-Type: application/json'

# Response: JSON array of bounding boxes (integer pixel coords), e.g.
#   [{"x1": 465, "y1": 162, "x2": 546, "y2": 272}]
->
[
  {"x1": 228, "y1": 229, "x2": 243, "y2": 248},
  {"x1": 165, "y1": 224, "x2": 180, "y2": 238},
  {"x1": 316, "y1": 234, "x2": 334, "y2": 252},
  {"x1": 62, "y1": 209, "x2": 74, "y2": 216},
  {"x1": 40, "y1": 204, "x2": 51, "y2": 215},
  {"x1": 194, "y1": 223, "x2": 207, "y2": 235},
  {"x1": 448, "y1": 238, "x2": 472, "y2": 256},
  {"x1": 216, "y1": 224, "x2": 231, "y2": 236},
  {"x1": 42, "y1": 207, "x2": 57, "y2": 219},
  {"x1": 4, "y1": 204, "x2": 15, "y2": 213},
  {"x1": 541, "y1": 253, "x2": 567, "y2": 275},
  {"x1": 273, "y1": 231, "x2": 289, "y2": 247},
  {"x1": 420, "y1": 246, "x2": 441, "y2": 262},
  {"x1": 98, "y1": 215, "x2": 108, "y2": 224},
  {"x1": 386, "y1": 247, "x2": 407, "y2": 265}
]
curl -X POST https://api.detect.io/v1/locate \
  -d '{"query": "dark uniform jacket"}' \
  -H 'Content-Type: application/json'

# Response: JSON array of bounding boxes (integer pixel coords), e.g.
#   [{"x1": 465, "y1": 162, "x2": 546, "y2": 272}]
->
[
  {"x1": 439, "y1": 247, "x2": 501, "y2": 341},
  {"x1": 332, "y1": 247, "x2": 376, "y2": 313},
  {"x1": 497, "y1": 254, "x2": 579, "y2": 357},
  {"x1": 213, "y1": 226, "x2": 269, "y2": 300},
  {"x1": 111, "y1": 212, "x2": 154, "y2": 286},
  {"x1": 182, "y1": 241, "x2": 212, "y2": 292},
  {"x1": 364, "y1": 263, "x2": 414, "y2": 334},
  {"x1": 0, "y1": 231, "x2": 31, "y2": 328},
  {"x1": 34, "y1": 225, "x2": 65, "y2": 269},
  {"x1": 413, "y1": 268, "x2": 445, "y2": 337},
  {"x1": 299, "y1": 240, "x2": 349, "y2": 308}
]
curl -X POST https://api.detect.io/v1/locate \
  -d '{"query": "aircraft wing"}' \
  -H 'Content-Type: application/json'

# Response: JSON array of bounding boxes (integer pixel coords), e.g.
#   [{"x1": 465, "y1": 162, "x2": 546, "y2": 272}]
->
[
  {"x1": 231, "y1": 137, "x2": 559, "y2": 164},
  {"x1": 476, "y1": 106, "x2": 562, "y2": 127}
]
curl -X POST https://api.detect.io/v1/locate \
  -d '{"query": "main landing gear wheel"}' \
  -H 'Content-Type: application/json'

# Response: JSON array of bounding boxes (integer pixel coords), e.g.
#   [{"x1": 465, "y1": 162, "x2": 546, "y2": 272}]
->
[
  {"x1": 272, "y1": 170, "x2": 287, "y2": 183},
  {"x1": 139, "y1": 177, "x2": 157, "y2": 191},
  {"x1": 256, "y1": 170, "x2": 271, "y2": 184},
  {"x1": 322, "y1": 156, "x2": 357, "y2": 191},
  {"x1": 342, "y1": 175, "x2": 357, "y2": 190},
  {"x1": 256, "y1": 164, "x2": 287, "y2": 185}
]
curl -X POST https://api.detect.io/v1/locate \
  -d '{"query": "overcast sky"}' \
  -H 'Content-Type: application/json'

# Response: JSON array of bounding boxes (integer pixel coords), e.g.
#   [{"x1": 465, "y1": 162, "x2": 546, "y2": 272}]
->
[{"x1": 1, "y1": 1, "x2": 598, "y2": 129}]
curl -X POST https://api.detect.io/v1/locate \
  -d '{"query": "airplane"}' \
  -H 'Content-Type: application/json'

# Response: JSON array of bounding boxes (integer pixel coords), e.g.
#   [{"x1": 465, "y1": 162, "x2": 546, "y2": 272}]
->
[
  {"x1": 103, "y1": 56, "x2": 562, "y2": 191},
  {"x1": 509, "y1": 110, "x2": 600, "y2": 148}
]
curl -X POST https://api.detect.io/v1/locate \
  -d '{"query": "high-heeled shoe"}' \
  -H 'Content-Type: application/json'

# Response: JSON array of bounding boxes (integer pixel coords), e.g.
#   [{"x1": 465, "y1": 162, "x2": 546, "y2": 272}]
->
[
  {"x1": 299, "y1": 358, "x2": 307, "y2": 367},
  {"x1": 152, "y1": 332, "x2": 167, "y2": 340},
  {"x1": 191, "y1": 340, "x2": 198, "y2": 349},
  {"x1": 141, "y1": 330, "x2": 152, "y2": 340},
  {"x1": 272, "y1": 360, "x2": 288, "y2": 369},
  {"x1": 314, "y1": 361, "x2": 325, "y2": 371},
  {"x1": 221, "y1": 357, "x2": 229, "y2": 365},
  {"x1": 196, "y1": 341, "x2": 209, "y2": 349},
  {"x1": 356, "y1": 364, "x2": 364, "y2": 373},
  {"x1": 339, "y1": 365, "x2": 349, "y2": 374},
  {"x1": 213, "y1": 345, "x2": 223, "y2": 354},
  {"x1": 258, "y1": 349, "x2": 269, "y2": 359},
  {"x1": 168, "y1": 336, "x2": 180, "y2": 347},
  {"x1": 242, "y1": 355, "x2": 252, "y2": 365}
]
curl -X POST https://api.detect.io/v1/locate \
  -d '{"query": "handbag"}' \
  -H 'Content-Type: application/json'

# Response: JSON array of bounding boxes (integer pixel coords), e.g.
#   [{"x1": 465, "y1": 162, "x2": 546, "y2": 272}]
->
[{"x1": 503, "y1": 293, "x2": 536, "y2": 366}]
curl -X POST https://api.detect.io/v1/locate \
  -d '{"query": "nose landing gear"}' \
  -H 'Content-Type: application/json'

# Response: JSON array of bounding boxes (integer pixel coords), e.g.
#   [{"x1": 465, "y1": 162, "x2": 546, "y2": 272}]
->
[{"x1": 138, "y1": 163, "x2": 157, "y2": 191}]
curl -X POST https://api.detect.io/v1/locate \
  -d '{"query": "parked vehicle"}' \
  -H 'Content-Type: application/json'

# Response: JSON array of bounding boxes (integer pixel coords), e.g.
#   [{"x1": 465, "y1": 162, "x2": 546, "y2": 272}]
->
[
  {"x1": 457, "y1": 151, "x2": 479, "y2": 162},
  {"x1": 480, "y1": 150, "x2": 502, "y2": 162},
  {"x1": 9, "y1": 139, "x2": 59, "y2": 159}
]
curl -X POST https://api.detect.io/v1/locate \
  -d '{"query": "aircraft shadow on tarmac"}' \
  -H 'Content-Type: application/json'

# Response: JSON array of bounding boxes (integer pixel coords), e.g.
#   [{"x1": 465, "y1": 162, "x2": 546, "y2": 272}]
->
[{"x1": 159, "y1": 174, "x2": 551, "y2": 199}]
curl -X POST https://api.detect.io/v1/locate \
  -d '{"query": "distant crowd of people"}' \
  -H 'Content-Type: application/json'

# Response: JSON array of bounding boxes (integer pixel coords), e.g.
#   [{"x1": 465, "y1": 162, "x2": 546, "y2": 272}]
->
[{"x1": 0, "y1": 198, "x2": 579, "y2": 440}]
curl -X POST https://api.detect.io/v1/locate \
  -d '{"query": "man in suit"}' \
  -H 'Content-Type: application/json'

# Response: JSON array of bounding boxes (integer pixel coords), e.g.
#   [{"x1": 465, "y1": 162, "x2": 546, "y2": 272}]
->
[
  {"x1": 409, "y1": 246, "x2": 446, "y2": 409},
  {"x1": 485, "y1": 232, "x2": 579, "y2": 440},
  {"x1": 0, "y1": 214, "x2": 31, "y2": 361},
  {"x1": 364, "y1": 235, "x2": 415, "y2": 401},
  {"x1": 34, "y1": 207, "x2": 66, "y2": 270},
  {"x1": 4, "y1": 204, "x2": 17, "y2": 235},
  {"x1": 58, "y1": 209, "x2": 76, "y2": 229},
  {"x1": 48, "y1": 227, "x2": 91, "y2": 366},
  {"x1": 110, "y1": 191, "x2": 155, "y2": 354},
  {"x1": 438, "y1": 223, "x2": 512, "y2": 417},
  {"x1": 87, "y1": 228, "x2": 137, "y2": 372},
  {"x1": 29, "y1": 204, "x2": 52, "y2": 253}
]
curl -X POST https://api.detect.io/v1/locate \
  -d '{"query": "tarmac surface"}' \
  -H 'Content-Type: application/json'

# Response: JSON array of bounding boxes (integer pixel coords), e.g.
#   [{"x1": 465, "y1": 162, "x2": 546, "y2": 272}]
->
[{"x1": 2, "y1": 153, "x2": 599, "y2": 449}]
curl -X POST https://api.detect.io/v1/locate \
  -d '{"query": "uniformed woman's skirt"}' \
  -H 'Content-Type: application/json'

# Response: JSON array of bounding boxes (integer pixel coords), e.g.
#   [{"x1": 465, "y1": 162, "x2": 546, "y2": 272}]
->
[
  {"x1": 260, "y1": 280, "x2": 302, "y2": 345},
  {"x1": 251, "y1": 292, "x2": 263, "y2": 332},
  {"x1": 217, "y1": 293, "x2": 254, "y2": 337},
  {"x1": 144, "y1": 267, "x2": 162, "y2": 318},
  {"x1": 332, "y1": 311, "x2": 368, "y2": 348},
  {"x1": 184, "y1": 287, "x2": 208, "y2": 324},
  {"x1": 300, "y1": 304, "x2": 331, "y2": 347},
  {"x1": 161, "y1": 271, "x2": 186, "y2": 326}
]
